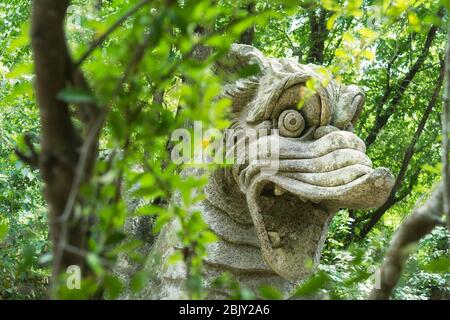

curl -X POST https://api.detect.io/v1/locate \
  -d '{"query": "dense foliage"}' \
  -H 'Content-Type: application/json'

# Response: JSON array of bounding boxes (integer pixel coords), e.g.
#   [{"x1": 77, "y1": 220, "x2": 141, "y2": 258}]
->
[{"x1": 0, "y1": 0, "x2": 448, "y2": 299}]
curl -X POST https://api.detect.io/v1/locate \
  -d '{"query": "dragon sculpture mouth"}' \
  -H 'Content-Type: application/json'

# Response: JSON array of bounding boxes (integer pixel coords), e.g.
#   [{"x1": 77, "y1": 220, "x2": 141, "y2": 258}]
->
[{"x1": 219, "y1": 44, "x2": 395, "y2": 280}]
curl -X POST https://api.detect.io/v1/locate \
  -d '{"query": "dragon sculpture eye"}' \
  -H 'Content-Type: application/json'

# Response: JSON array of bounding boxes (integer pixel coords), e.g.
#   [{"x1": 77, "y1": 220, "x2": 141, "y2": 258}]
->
[{"x1": 278, "y1": 109, "x2": 305, "y2": 137}]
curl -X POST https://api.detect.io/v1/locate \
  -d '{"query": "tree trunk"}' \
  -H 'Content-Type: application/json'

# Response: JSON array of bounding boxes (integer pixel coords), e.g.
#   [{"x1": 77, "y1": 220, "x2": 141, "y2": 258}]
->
[
  {"x1": 31, "y1": 0, "x2": 92, "y2": 287},
  {"x1": 307, "y1": 8, "x2": 329, "y2": 64}
]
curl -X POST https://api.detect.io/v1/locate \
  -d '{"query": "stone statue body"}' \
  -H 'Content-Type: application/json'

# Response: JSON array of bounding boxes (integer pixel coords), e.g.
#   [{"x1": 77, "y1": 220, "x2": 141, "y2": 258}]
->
[{"x1": 136, "y1": 44, "x2": 394, "y2": 299}]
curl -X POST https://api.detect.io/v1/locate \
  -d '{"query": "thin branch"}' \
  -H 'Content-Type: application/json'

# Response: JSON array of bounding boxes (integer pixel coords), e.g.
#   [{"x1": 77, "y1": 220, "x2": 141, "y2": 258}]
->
[
  {"x1": 74, "y1": 0, "x2": 152, "y2": 67},
  {"x1": 53, "y1": 29, "x2": 153, "y2": 278},
  {"x1": 393, "y1": 167, "x2": 421, "y2": 203},
  {"x1": 364, "y1": 18, "x2": 441, "y2": 148},
  {"x1": 57, "y1": 29, "x2": 153, "y2": 225},
  {"x1": 369, "y1": 26, "x2": 450, "y2": 300},
  {"x1": 383, "y1": 50, "x2": 400, "y2": 102},
  {"x1": 63, "y1": 243, "x2": 115, "y2": 268},
  {"x1": 69, "y1": 64, "x2": 101, "y2": 126},
  {"x1": 358, "y1": 61, "x2": 445, "y2": 239},
  {"x1": 368, "y1": 183, "x2": 445, "y2": 299},
  {"x1": 115, "y1": 31, "x2": 152, "y2": 93},
  {"x1": 324, "y1": 18, "x2": 353, "y2": 66},
  {"x1": 442, "y1": 29, "x2": 450, "y2": 230}
]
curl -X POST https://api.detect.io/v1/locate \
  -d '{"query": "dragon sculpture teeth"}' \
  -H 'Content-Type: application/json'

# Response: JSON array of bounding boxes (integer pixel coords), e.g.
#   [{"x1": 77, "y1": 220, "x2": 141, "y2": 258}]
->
[{"x1": 138, "y1": 44, "x2": 395, "y2": 299}]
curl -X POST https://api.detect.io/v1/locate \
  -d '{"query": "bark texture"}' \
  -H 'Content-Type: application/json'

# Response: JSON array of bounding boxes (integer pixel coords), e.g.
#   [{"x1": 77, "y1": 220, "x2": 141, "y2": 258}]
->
[{"x1": 31, "y1": 0, "x2": 100, "y2": 286}]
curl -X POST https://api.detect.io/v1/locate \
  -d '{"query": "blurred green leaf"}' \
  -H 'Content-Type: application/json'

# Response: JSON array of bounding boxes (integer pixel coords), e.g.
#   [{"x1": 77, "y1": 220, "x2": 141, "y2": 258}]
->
[
  {"x1": 259, "y1": 285, "x2": 283, "y2": 300},
  {"x1": 0, "y1": 221, "x2": 9, "y2": 242},
  {"x1": 293, "y1": 272, "x2": 330, "y2": 298},
  {"x1": 423, "y1": 257, "x2": 450, "y2": 274},
  {"x1": 57, "y1": 88, "x2": 96, "y2": 104},
  {"x1": 130, "y1": 270, "x2": 149, "y2": 292},
  {"x1": 87, "y1": 253, "x2": 104, "y2": 276},
  {"x1": 104, "y1": 275, "x2": 123, "y2": 299}
]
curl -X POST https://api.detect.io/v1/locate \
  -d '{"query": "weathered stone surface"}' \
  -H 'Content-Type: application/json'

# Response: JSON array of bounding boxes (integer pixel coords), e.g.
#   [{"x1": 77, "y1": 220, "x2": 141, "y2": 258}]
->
[
  {"x1": 133, "y1": 44, "x2": 394, "y2": 299},
  {"x1": 204, "y1": 241, "x2": 272, "y2": 272},
  {"x1": 201, "y1": 200, "x2": 259, "y2": 247}
]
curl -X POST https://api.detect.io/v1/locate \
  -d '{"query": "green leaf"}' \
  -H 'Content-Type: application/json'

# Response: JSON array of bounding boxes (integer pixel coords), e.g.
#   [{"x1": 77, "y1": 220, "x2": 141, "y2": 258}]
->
[
  {"x1": 361, "y1": 49, "x2": 375, "y2": 61},
  {"x1": 153, "y1": 211, "x2": 172, "y2": 233},
  {"x1": 259, "y1": 285, "x2": 283, "y2": 300},
  {"x1": 186, "y1": 274, "x2": 203, "y2": 296},
  {"x1": 87, "y1": 253, "x2": 104, "y2": 276},
  {"x1": 238, "y1": 287, "x2": 255, "y2": 300},
  {"x1": 230, "y1": 17, "x2": 255, "y2": 35},
  {"x1": 104, "y1": 275, "x2": 124, "y2": 299},
  {"x1": 358, "y1": 27, "x2": 378, "y2": 41},
  {"x1": 38, "y1": 253, "x2": 53, "y2": 265},
  {"x1": 212, "y1": 272, "x2": 232, "y2": 288},
  {"x1": 0, "y1": 221, "x2": 9, "y2": 242},
  {"x1": 408, "y1": 12, "x2": 420, "y2": 26},
  {"x1": 201, "y1": 230, "x2": 217, "y2": 244},
  {"x1": 137, "y1": 205, "x2": 166, "y2": 216},
  {"x1": 130, "y1": 270, "x2": 149, "y2": 292},
  {"x1": 18, "y1": 245, "x2": 36, "y2": 274},
  {"x1": 343, "y1": 270, "x2": 371, "y2": 287},
  {"x1": 423, "y1": 14, "x2": 442, "y2": 26},
  {"x1": 106, "y1": 240, "x2": 143, "y2": 258},
  {"x1": 205, "y1": 34, "x2": 231, "y2": 48},
  {"x1": 423, "y1": 257, "x2": 450, "y2": 274},
  {"x1": 439, "y1": 0, "x2": 450, "y2": 13},
  {"x1": 57, "y1": 88, "x2": 96, "y2": 104},
  {"x1": 237, "y1": 64, "x2": 260, "y2": 78},
  {"x1": 6, "y1": 61, "x2": 33, "y2": 79},
  {"x1": 327, "y1": 13, "x2": 338, "y2": 30},
  {"x1": 167, "y1": 250, "x2": 183, "y2": 265},
  {"x1": 293, "y1": 272, "x2": 330, "y2": 297},
  {"x1": 7, "y1": 22, "x2": 30, "y2": 53}
]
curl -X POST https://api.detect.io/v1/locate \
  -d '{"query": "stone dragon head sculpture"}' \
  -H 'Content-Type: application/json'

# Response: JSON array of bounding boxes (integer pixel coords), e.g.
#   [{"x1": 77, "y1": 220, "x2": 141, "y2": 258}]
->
[
  {"x1": 206, "y1": 44, "x2": 395, "y2": 281},
  {"x1": 141, "y1": 44, "x2": 395, "y2": 299}
]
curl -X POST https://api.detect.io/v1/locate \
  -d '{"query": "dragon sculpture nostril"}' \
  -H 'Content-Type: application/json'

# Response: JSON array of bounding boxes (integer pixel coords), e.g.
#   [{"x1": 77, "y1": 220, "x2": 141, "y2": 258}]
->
[{"x1": 132, "y1": 44, "x2": 394, "y2": 299}]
